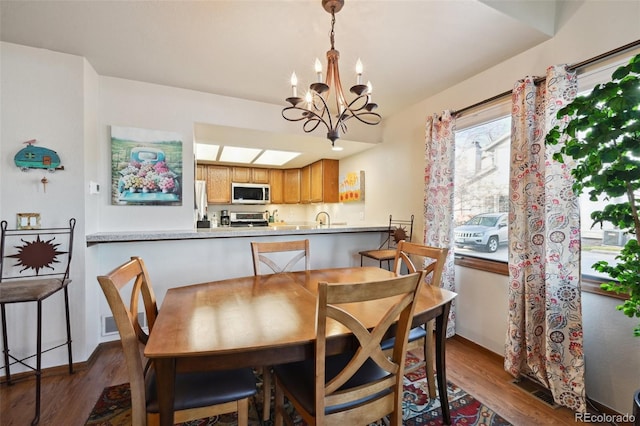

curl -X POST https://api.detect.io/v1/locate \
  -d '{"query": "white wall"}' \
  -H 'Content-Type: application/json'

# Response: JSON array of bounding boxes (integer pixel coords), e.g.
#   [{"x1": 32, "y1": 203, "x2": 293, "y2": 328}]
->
[
  {"x1": 1, "y1": 0, "x2": 639, "y2": 415},
  {"x1": 0, "y1": 43, "x2": 90, "y2": 364}
]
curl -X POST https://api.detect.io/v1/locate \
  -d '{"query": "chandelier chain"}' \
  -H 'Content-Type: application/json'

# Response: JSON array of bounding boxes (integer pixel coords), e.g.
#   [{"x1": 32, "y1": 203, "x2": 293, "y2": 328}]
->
[{"x1": 330, "y1": 7, "x2": 336, "y2": 50}]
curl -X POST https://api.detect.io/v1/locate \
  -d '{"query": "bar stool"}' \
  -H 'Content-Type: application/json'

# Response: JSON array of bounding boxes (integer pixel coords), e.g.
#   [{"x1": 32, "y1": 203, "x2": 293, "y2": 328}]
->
[
  {"x1": 359, "y1": 214, "x2": 414, "y2": 269},
  {"x1": 0, "y1": 218, "x2": 76, "y2": 425}
]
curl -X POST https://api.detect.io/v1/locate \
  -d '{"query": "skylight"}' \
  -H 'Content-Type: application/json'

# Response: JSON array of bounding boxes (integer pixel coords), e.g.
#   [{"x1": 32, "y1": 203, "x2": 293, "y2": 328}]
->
[
  {"x1": 195, "y1": 143, "x2": 219, "y2": 161},
  {"x1": 196, "y1": 143, "x2": 301, "y2": 166},
  {"x1": 219, "y1": 146, "x2": 262, "y2": 163},
  {"x1": 253, "y1": 150, "x2": 301, "y2": 166}
]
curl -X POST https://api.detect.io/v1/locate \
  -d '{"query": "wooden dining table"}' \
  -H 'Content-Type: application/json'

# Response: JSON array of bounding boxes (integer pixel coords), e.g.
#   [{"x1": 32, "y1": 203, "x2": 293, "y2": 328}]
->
[{"x1": 144, "y1": 266, "x2": 457, "y2": 426}]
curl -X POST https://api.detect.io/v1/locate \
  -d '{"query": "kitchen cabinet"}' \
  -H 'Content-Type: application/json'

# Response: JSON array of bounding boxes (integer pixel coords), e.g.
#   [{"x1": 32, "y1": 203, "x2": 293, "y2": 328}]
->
[
  {"x1": 232, "y1": 167, "x2": 270, "y2": 183},
  {"x1": 252, "y1": 168, "x2": 270, "y2": 184},
  {"x1": 196, "y1": 160, "x2": 338, "y2": 205},
  {"x1": 232, "y1": 167, "x2": 251, "y2": 183},
  {"x1": 310, "y1": 159, "x2": 339, "y2": 203},
  {"x1": 283, "y1": 169, "x2": 301, "y2": 204},
  {"x1": 269, "y1": 169, "x2": 284, "y2": 204},
  {"x1": 206, "y1": 165, "x2": 231, "y2": 203},
  {"x1": 300, "y1": 165, "x2": 311, "y2": 203}
]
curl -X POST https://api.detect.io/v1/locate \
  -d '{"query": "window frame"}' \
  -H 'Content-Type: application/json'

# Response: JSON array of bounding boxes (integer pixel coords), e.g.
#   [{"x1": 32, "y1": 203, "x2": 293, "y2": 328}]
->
[{"x1": 451, "y1": 52, "x2": 640, "y2": 302}]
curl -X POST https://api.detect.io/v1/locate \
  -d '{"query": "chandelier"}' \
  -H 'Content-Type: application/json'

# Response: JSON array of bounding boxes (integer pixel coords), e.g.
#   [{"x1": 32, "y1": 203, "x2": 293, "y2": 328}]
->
[{"x1": 282, "y1": 0, "x2": 381, "y2": 148}]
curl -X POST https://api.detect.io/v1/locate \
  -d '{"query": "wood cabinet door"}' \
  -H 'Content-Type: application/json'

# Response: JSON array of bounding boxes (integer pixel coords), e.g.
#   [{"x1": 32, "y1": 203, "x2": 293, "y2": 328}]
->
[
  {"x1": 300, "y1": 165, "x2": 311, "y2": 204},
  {"x1": 283, "y1": 169, "x2": 301, "y2": 204},
  {"x1": 252, "y1": 168, "x2": 270, "y2": 184},
  {"x1": 312, "y1": 159, "x2": 339, "y2": 203},
  {"x1": 269, "y1": 169, "x2": 284, "y2": 204},
  {"x1": 207, "y1": 165, "x2": 231, "y2": 203},
  {"x1": 232, "y1": 167, "x2": 251, "y2": 183}
]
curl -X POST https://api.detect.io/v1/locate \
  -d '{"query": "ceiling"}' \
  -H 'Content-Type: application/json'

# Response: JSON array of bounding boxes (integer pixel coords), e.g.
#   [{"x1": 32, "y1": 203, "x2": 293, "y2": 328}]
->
[{"x1": 1, "y1": 0, "x2": 558, "y2": 167}]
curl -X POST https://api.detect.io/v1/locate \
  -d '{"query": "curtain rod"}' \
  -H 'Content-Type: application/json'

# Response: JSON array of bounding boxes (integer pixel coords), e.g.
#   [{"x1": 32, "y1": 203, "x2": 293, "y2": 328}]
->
[{"x1": 452, "y1": 39, "x2": 640, "y2": 117}]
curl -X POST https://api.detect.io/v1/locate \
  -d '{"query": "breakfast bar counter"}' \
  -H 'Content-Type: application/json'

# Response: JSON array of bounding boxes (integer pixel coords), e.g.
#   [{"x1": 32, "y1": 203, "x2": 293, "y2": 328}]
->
[{"x1": 86, "y1": 223, "x2": 387, "y2": 245}]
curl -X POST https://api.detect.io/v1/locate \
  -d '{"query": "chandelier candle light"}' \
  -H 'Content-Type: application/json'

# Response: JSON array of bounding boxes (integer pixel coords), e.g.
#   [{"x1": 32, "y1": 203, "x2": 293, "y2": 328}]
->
[{"x1": 282, "y1": 0, "x2": 381, "y2": 148}]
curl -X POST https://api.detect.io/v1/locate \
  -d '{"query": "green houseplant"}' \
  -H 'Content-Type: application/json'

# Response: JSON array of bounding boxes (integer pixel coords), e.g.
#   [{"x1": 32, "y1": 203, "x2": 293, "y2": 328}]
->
[{"x1": 546, "y1": 53, "x2": 640, "y2": 337}]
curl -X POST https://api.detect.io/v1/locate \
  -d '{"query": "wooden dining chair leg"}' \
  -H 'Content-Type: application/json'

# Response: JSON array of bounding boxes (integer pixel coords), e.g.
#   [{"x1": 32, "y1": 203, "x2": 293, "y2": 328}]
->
[
  {"x1": 274, "y1": 379, "x2": 285, "y2": 426},
  {"x1": 424, "y1": 320, "x2": 436, "y2": 398},
  {"x1": 238, "y1": 397, "x2": 249, "y2": 426},
  {"x1": 262, "y1": 367, "x2": 272, "y2": 421}
]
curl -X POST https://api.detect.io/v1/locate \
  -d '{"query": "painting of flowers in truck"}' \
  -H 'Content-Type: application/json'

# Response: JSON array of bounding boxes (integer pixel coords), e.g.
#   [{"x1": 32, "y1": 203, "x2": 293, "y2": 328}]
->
[{"x1": 110, "y1": 126, "x2": 182, "y2": 205}]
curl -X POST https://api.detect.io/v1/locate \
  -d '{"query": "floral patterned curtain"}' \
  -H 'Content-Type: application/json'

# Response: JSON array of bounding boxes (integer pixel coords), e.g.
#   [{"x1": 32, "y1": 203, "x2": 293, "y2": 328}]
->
[
  {"x1": 424, "y1": 110, "x2": 456, "y2": 337},
  {"x1": 505, "y1": 65, "x2": 586, "y2": 412}
]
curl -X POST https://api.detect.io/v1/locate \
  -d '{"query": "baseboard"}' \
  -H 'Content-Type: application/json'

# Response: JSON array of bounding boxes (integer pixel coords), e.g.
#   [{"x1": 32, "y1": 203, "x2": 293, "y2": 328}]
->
[{"x1": 0, "y1": 340, "x2": 121, "y2": 384}]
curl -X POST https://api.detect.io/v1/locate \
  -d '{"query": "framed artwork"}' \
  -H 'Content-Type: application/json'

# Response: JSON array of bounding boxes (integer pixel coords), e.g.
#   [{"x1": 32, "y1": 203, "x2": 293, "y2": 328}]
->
[
  {"x1": 339, "y1": 170, "x2": 365, "y2": 203},
  {"x1": 110, "y1": 126, "x2": 183, "y2": 206}
]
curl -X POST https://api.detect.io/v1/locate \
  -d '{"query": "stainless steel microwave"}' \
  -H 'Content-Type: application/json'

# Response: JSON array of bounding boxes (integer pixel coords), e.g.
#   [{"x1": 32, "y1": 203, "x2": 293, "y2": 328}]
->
[{"x1": 231, "y1": 183, "x2": 270, "y2": 204}]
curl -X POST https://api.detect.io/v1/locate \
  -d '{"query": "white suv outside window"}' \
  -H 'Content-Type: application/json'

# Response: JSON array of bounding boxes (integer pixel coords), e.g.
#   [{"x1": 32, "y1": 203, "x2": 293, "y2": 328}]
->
[{"x1": 454, "y1": 212, "x2": 508, "y2": 253}]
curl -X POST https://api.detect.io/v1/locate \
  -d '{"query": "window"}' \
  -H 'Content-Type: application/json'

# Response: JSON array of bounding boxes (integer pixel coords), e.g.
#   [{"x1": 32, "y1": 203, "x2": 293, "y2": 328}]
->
[
  {"x1": 452, "y1": 52, "x2": 638, "y2": 286},
  {"x1": 454, "y1": 114, "x2": 510, "y2": 263}
]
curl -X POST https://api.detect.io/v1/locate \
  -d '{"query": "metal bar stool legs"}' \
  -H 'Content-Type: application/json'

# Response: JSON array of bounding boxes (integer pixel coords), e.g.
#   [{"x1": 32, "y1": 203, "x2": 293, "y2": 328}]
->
[
  {"x1": 34, "y1": 300, "x2": 42, "y2": 426},
  {"x1": 1, "y1": 303, "x2": 10, "y2": 384},
  {"x1": 63, "y1": 287, "x2": 74, "y2": 374},
  {"x1": 0, "y1": 297, "x2": 74, "y2": 425}
]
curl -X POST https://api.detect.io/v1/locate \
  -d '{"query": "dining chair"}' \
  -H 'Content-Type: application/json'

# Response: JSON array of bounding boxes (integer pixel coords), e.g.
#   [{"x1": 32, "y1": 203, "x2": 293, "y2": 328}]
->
[
  {"x1": 97, "y1": 256, "x2": 257, "y2": 426},
  {"x1": 359, "y1": 214, "x2": 414, "y2": 269},
  {"x1": 1, "y1": 218, "x2": 76, "y2": 425},
  {"x1": 250, "y1": 239, "x2": 310, "y2": 421},
  {"x1": 251, "y1": 239, "x2": 310, "y2": 275},
  {"x1": 381, "y1": 240, "x2": 449, "y2": 398},
  {"x1": 273, "y1": 271, "x2": 426, "y2": 426}
]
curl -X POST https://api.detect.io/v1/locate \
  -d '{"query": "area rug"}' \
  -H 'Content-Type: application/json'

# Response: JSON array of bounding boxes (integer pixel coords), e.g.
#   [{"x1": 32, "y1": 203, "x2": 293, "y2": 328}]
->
[{"x1": 85, "y1": 353, "x2": 512, "y2": 425}]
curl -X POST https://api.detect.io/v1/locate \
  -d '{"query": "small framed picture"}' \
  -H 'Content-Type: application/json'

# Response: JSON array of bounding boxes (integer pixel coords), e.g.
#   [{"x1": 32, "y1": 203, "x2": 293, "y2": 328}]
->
[{"x1": 17, "y1": 213, "x2": 41, "y2": 230}]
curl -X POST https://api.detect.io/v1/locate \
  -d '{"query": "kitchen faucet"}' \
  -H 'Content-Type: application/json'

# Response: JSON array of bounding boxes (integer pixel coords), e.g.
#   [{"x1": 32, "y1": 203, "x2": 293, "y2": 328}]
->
[{"x1": 315, "y1": 211, "x2": 330, "y2": 227}]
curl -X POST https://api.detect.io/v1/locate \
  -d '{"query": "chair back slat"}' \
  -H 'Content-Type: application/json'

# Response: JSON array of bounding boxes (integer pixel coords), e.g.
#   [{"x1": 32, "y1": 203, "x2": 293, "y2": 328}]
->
[
  {"x1": 380, "y1": 214, "x2": 414, "y2": 249},
  {"x1": 251, "y1": 239, "x2": 310, "y2": 275},
  {"x1": 393, "y1": 241, "x2": 448, "y2": 287},
  {"x1": 1, "y1": 218, "x2": 75, "y2": 284}
]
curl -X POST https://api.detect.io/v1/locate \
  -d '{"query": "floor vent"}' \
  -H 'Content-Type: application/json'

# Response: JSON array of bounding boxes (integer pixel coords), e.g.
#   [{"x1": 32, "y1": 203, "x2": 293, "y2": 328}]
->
[
  {"x1": 102, "y1": 313, "x2": 146, "y2": 336},
  {"x1": 511, "y1": 377, "x2": 561, "y2": 409}
]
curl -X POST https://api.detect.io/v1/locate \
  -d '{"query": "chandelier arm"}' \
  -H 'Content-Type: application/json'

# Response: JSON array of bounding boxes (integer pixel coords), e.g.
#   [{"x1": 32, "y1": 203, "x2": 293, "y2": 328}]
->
[
  {"x1": 342, "y1": 93, "x2": 370, "y2": 114},
  {"x1": 345, "y1": 111, "x2": 382, "y2": 126},
  {"x1": 310, "y1": 90, "x2": 335, "y2": 130},
  {"x1": 303, "y1": 118, "x2": 324, "y2": 134},
  {"x1": 282, "y1": 106, "x2": 316, "y2": 123},
  {"x1": 282, "y1": 105, "x2": 330, "y2": 134}
]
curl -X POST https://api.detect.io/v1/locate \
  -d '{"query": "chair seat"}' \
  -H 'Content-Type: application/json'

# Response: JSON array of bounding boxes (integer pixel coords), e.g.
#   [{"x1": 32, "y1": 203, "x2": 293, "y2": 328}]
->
[
  {"x1": 0, "y1": 278, "x2": 70, "y2": 303},
  {"x1": 273, "y1": 351, "x2": 391, "y2": 416},
  {"x1": 380, "y1": 326, "x2": 427, "y2": 351},
  {"x1": 146, "y1": 367, "x2": 257, "y2": 413},
  {"x1": 358, "y1": 249, "x2": 397, "y2": 261}
]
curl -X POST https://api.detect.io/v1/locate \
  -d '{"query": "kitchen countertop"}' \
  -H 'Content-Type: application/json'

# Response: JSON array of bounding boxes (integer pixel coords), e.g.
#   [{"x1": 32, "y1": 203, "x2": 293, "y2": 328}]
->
[{"x1": 86, "y1": 223, "x2": 388, "y2": 245}]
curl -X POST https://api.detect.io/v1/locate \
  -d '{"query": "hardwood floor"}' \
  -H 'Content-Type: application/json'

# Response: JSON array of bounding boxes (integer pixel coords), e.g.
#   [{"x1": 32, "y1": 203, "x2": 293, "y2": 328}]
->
[{"x1": 0, "y1": 336, "x2": 618, "y2": 425}]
